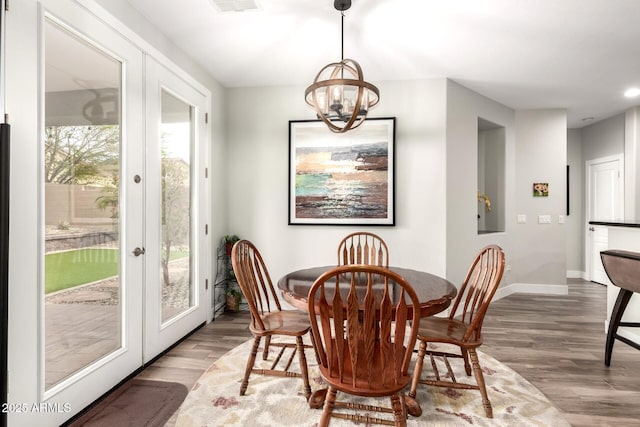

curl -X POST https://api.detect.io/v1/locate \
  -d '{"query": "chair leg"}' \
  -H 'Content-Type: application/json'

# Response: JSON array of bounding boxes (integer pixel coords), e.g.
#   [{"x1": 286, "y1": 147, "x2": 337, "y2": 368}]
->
[
  {"x1": 404, "y1": 394, "x2": 422, "y2": 417},
  {"x1": 319, "y1": 387, "x2": 337, "y2": 427},
  {"x1": 240, "y1": 336, "x2": 261, "y2": 396},
  {"x1": 605, "y1": 288, "x2": 633, "y2": 366},
  {"x1": 469, "y1": 348, "x2": 492, "y2": 418},
  {"x1": 461, "y1": 347, "x2": 472, "y2": 376},
  {"x1": 308, "y1": 388, "x2": 328, "y2": 409},
  {"x1": 296, "y1": 336, "x2": 312, "y2": 400},
  {"x1": 408, "y1": 340, "x2": 427, "y2": 399},
  {"x1": 390, "y1": 393, "x2": 407, "y2": 427},
  {"x1": 263, "y1": 335, "x2": 272, "y2": 360}
]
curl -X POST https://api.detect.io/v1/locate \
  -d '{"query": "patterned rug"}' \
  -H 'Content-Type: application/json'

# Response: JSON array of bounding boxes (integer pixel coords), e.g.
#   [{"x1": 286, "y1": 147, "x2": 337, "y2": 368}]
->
[{"x1": 175, "y1": 338, "x2": 570, "y2": 427}]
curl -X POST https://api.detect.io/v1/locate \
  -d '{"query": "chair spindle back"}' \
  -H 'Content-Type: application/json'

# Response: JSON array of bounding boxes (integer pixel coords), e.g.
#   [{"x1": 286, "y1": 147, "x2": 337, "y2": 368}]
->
[
  {"x1": 308, "y1": 265, "x2": 420, "y2": 390},
  {"x1": 448, "y1": 245, "x2": 505, "y2": 341},
  {"x1": 337, "y1": 232, "x2": 389, "y2": 267},
  {"x1": 231, "y1": 240, "x2": 282, "y2": 332}
]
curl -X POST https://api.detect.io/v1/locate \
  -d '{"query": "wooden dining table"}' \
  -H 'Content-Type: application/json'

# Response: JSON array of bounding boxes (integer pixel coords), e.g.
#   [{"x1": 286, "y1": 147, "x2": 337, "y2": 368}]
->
[
  {"x1": 278, "y1": 265, "x2": 457, "y2": 416},
  {"x1": 277, "y1": 265, "x2": 457, "y2": 318}
]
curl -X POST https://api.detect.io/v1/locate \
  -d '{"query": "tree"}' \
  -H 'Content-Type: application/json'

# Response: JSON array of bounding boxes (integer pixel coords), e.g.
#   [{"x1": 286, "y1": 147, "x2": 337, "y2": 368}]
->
[
  {"x1": 160, "y1": 158, "x2": 190, "y2": 288},
  {"x1": 95, "y1": 174, "x2": 119, "y2": 220},
  {"x1": 44, "y1": 125, "x2": 119, "y2": 184}
]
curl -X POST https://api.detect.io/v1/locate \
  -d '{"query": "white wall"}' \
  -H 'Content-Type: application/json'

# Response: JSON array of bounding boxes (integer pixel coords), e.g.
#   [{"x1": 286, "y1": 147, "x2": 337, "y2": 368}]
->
[
  {"x1": 512, "y1": 110, "x2": 567, "y2": 286},
  {"x1": 567, "y1": 128, "x2": 584, "y2": 274},
  {"x1": 227, "y1": 79, "x2": 571, "y2": 295},
  {"x1": 624, "y1": 107, "x2": 640, "y2": 219},
  {"x1": 445, "y1": 81, "x2": 516, "y2": 287},
  {"x1": 582, "y1": 113, "x2": 624, "y2": 163},
  {"x1": 226, "y1": 79, "x2": 449, "y2": 286}
]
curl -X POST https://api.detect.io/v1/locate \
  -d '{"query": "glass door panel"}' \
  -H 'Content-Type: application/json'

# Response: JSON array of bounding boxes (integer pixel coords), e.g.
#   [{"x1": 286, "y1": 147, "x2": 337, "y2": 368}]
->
[
  {"x1": 160, "y1": 90, "x2": 194, "y2": 322},
  {"x1": 43, "y1": 19, "x2": 122, "y2": 389}
]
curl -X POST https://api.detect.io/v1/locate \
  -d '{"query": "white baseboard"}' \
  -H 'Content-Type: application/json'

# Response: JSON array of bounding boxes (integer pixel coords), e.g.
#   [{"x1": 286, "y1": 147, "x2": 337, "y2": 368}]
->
[
  {"x1": 432, "y1": 282, "x2": 570, "y2": 317},
  {"x1": 494, "y1": 282, "x2": 569, "y2": 301},
  {"x1": 567, "y1": 270, "x2": 585, "y2": 279}
]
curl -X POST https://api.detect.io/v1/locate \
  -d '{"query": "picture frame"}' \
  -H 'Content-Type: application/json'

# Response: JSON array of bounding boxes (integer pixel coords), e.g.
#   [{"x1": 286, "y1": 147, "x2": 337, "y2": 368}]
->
[
  {"x1": 533, "y1": 182, "x2": 549, "y2": 197},
  {"x1": 288, "y1": 117, "x2": 396, "y2": 225}
]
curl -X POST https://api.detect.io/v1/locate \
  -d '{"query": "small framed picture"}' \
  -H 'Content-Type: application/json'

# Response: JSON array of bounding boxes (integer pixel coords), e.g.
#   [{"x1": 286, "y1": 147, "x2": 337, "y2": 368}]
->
[{"x1": 533, "y1": 182, "x2": 549, "y2": 197}]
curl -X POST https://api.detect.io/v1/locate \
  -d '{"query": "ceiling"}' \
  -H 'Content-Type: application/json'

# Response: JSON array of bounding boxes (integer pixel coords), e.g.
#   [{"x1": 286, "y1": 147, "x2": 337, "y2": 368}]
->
[{"x1": 124, "y1": 0, "x2": 640, "y2": 128}]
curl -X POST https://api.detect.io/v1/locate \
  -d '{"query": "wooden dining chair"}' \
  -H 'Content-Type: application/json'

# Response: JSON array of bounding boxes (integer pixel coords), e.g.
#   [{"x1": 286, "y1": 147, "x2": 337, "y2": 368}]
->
[
  {"x1": 307, "y1": 265, "x2": 422, "y2": 426},
  {"x1": 337, "y1": 232, "x2": 389, "y2": 267},
  {"x1": 231, "y1": 240, "x2": 314, "y2": 400},
  {"x1": 408, "y1": 244, "x2": 505, "y2": 418}
]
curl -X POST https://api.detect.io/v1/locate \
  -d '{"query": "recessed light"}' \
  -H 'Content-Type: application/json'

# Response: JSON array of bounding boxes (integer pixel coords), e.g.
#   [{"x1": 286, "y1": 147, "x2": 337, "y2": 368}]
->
[
  {"x1": 624, "y1": 88, "x2": 640, "y2": 98},
  {"x1": 209, "y1": 0, "x2": 260, "y2": 13}
]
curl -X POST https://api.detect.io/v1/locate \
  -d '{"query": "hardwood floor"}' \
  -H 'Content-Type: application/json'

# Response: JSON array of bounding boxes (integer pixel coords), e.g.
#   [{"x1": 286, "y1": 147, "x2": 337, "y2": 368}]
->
[
  {"x1": 132, "y1": 313, "x2": 253, "y2": 427},
  {"x1": 481, "y1": 279, "x2": 640, "y2": 427},
  {"x1": 76, "y1": 279, "x2": 640, "y2": 426}
]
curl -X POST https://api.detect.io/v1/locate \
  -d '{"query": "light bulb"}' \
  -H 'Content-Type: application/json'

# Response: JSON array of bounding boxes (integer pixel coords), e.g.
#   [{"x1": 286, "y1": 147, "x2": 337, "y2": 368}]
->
[{"x1": 624, "y1": 88, "x2": 640, "y2": 98}]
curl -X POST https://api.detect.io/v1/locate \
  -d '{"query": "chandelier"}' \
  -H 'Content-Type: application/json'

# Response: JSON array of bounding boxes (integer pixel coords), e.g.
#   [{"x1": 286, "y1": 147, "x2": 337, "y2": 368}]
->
[
  {"x1": 82, "y1": 88, "x2": 119, "y2": 125},
  {"x1": 304, "y1": 0, "x2": 379, "y2": 133}
]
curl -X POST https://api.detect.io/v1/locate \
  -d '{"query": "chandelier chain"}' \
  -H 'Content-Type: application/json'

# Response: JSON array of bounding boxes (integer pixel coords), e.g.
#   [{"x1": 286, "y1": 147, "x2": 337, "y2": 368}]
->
[{"x1": 341, "y1": 10, "x2": 345, "y2": 62}]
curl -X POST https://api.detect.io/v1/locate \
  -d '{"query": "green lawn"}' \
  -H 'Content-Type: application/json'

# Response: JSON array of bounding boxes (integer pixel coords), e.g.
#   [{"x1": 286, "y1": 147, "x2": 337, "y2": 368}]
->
[
  {"x1": 45, "y1": 248, "x2": 189, "y2": 294},
  {"x1": 45, "y1": 248, "x2": 119, "y2": 294}
]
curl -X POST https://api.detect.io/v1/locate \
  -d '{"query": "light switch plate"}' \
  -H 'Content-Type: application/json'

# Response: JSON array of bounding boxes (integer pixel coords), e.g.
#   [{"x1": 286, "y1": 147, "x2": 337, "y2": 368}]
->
[
  {"x1": 558, "y1": 215, "x2": 565, "y2": 224},
  {"x1": 538, "y1": 215, "x2": 552, "y2": 224}
]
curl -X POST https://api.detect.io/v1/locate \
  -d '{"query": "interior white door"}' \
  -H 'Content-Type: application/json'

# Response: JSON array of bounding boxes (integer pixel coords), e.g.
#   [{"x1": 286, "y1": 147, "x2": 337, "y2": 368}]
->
[
  {"x1": 586, "y1": 155, "x2": 623, "y2": 283},
  {"x1": 143, "y1": 56, "x2": 209, "y2": 362}
]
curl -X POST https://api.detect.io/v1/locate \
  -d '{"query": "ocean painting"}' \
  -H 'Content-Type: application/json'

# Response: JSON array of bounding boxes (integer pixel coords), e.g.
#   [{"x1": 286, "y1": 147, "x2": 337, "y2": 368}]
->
[{"x1": 288, "y1": 118, "x2": 395, "y2": 225}]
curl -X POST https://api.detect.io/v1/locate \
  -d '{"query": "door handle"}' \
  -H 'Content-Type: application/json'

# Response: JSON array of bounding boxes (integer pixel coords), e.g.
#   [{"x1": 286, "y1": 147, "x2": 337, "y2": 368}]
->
[{"x1": 132, "y1": 247, "x2": 146, "y2": 256}]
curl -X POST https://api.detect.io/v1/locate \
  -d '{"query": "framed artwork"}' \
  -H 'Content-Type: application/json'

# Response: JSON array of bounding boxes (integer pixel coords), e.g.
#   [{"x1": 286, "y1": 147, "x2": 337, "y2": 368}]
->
[
  {"x1": 288, "y1": 117, "x2": 396, "y2": 225},
  {"x1": 533, "y1": 182, "x2": 549, "y2": 197}
]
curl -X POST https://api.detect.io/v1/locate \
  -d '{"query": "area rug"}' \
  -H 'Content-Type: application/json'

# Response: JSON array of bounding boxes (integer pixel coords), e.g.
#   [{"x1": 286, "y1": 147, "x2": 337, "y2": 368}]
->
[
  {"x1": 175, "y1": 338, "x2": 570, "y2": 427},
  {"x1": 69, "y1": 379, "x2": 188, "y2": 427}
]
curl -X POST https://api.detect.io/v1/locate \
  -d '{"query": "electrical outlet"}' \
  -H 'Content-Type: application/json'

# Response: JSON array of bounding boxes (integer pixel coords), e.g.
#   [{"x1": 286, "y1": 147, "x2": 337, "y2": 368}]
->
[{"x1": 517, "y1": 214, "x2": 527, "y2": 224}]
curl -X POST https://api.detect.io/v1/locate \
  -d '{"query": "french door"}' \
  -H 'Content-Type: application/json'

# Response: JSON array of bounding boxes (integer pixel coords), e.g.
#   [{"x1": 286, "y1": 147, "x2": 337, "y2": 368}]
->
[
  {"x1": 6, "y1": 1, "x2": 209, "y2": 425},
  {"x1": 40, "y1": 3, "x2": 144, "y2": 423},
  {"x1": 143, "y1": 57, "x2": 208, "y2": 361}
]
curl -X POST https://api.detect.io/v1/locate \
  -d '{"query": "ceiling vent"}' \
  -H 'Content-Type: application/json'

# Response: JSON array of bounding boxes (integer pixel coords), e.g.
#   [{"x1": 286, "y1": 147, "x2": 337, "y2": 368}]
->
[{"x1": 209, "y1": 0, "x2": 260, "y2": 13}]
